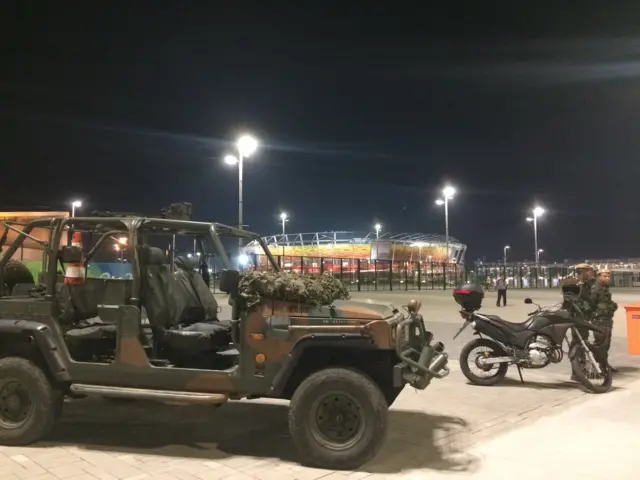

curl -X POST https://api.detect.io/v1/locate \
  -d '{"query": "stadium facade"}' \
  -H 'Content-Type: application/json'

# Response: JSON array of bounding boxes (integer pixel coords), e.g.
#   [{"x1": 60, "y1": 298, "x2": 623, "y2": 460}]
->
[
  {"x1": 241, "y1": 231, "x2": 468, "y2": 289},
  {"x1": 243, "y1": 231, "x2": 467, "y2": 264}
]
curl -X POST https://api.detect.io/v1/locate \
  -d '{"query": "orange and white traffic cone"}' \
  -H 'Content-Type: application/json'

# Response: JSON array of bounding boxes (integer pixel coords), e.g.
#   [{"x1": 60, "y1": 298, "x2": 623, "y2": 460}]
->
[
  {"x1": 71, "y1": 231, "x2": 83, "y2": 248},
  {"x1": 65, "y1": 232, "x2": 86, "y2": 284}
]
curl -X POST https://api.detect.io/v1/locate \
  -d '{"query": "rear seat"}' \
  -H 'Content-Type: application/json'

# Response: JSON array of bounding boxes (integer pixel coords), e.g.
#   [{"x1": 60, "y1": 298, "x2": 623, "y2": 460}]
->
[
  {"x1": 53, "y1": 246, "x2": 116, "y2": 342},
  {"x1": 85, "y1": 277, "x2": 133, "y2": 307}
]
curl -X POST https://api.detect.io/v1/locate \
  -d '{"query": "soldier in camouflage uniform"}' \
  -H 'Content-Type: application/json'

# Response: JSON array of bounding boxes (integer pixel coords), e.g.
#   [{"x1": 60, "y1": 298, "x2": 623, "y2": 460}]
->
[
  {"x1": 590, "y1": 268, "x2": 618, "y2": 372},
  {"x1": 569, "y1": 264, "x2": 596, "y2": 381},
  {"x1": 571, "y1": 264, "x2": 596, "y2": 345}
]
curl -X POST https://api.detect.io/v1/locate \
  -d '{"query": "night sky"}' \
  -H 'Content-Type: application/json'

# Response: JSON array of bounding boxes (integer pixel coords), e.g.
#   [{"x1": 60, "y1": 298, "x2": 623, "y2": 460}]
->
[{"x1": 2, "y1": 3, "x2": 640, "y2": 263}]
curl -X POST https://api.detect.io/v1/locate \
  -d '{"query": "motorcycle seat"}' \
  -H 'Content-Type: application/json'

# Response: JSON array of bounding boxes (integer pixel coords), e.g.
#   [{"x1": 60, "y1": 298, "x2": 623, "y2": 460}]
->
[{"x1": 482, "y1": 314, "x2": 534, "y2": 332}]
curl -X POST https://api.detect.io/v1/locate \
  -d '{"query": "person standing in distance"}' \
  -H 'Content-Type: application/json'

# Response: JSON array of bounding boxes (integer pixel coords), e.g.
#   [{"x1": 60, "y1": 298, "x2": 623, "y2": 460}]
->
[
  {"x1": 590, "y1": 268, "x2": 618, "y2": 373},
  {"x1": 495, "y1": 275, "x2": 507, "y2": 307}
]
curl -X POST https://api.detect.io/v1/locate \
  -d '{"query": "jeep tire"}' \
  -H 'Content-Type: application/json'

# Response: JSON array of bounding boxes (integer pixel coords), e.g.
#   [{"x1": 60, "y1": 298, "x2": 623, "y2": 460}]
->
[
  {"x1": 0, "y1": 357, "x2": 63, "y2": 445},
  {"x1": 288, "y1": 367, "x2": 388, "y2": 470}
]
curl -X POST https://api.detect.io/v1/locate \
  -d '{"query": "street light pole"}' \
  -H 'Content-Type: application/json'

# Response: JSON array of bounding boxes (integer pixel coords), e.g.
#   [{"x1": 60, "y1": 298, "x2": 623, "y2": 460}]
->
[
  {"x1": 526, "y1": 206, "x2": 545, "y2": 267},
  {"x1": 237, "y1": 150, "x2": 244, "y2": 253},
  {"x1": 504, "y1": 245, "x2": 510, "y2": 266},
  {"x1": 280, "y1": 212, "x2": 287, "y2": 235},
  {"x1": 374, "y1": 223, "x2": 381, "y2": 239},
  {"x1": 534, "y1": 215, "x2": 539, "y2": 266},
  {"x1": 435, "y1": 185, "x2": 455, "y2": 263},
  {"x1": 224, "y1": 134, "x2": 258, "y2": 258},
  {"x1": 71, "y1": 200, "x2": 82, "y2": 217},
  {"x1": 444, "y1": 196, "x2": 449, "y2": 261}
]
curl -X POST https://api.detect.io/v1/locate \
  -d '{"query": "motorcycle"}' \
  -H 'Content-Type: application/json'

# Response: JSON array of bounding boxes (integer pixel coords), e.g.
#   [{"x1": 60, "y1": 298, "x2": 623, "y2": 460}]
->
[{"x1": 452, "y1": 283, "x2": 612, "y2": 394}]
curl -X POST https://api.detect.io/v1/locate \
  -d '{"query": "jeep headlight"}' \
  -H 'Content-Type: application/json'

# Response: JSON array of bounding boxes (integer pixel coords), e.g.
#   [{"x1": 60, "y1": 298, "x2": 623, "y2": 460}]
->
[{"x1": 406, "y1": 299, "x2": 422, "y2": 313}]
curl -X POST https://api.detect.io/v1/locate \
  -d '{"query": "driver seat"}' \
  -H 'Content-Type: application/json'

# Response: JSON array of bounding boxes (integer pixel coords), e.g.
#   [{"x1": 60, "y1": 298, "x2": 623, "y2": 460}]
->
[
  {"x1": 173, "y1": 255, "x2": 221, "y2": 324},
  {"x1": 137, "y1": 246, "x2": 231, "y2": 361}
]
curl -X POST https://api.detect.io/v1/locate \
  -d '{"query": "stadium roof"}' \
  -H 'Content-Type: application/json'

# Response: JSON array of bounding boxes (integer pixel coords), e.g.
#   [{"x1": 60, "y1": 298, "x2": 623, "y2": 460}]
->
[{"x1": 248, "y1": 231, "x2": 466, "y2": 249}]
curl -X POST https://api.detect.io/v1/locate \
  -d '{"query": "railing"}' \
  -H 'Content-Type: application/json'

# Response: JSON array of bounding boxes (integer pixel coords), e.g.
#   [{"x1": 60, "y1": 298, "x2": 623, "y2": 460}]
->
[
  {"x1": 226, "y1": 256, "x2": 640, "y2": 291},
  {"x1": 240, "y1": 255, "x2": 467, "y2": 291}
]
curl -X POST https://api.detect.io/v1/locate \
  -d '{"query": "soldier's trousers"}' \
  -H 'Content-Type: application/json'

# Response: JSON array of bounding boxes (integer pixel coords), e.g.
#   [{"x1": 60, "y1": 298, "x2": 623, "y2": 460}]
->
[
  {"x1": 570, "y1": 325, "x2": 591, "y2": 378},
  {"x1": 593, "y1": 320, "x2": 613, "y2": 363},
  {"x1": 571, "y1": 325, "x2": 590, "y2": 347}
]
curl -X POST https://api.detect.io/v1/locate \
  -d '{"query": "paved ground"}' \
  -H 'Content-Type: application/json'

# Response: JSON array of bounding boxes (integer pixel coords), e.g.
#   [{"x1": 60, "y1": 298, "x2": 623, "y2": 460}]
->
[
  {"x1": 1, "y1": 289, "x2": 639, "y2": 479},
  {"x1": 449, "y1": 376, "x2": 640, "y2": 479}
]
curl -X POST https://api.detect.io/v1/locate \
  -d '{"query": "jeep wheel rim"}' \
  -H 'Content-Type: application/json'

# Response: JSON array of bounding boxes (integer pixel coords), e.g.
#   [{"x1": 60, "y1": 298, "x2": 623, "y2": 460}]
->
[
  {"x1": 310, "y1": 392, "x2": 366, "y2": 451},
  {"x1": 0, "y1": 379, "x2": 33, "y2": 429}
]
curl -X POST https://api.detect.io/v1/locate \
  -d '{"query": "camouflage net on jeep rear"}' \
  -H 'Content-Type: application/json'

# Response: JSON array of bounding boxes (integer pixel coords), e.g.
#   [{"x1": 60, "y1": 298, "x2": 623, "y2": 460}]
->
[{"x1": 238, "y1": 270, "x2": 351, "y2": 307}]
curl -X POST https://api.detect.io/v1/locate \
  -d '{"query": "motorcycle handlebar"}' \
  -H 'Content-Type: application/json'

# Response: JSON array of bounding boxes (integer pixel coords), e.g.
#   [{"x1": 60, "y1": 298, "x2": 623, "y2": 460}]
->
[{"x1": 527, "y1": 310, "x2": 538, "y2": 316}]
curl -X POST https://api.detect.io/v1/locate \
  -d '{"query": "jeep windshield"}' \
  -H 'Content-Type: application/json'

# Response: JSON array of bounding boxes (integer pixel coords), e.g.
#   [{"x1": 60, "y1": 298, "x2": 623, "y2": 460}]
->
[{"x1": 134, "y1": 218, "x2": 279, "y2": 272}]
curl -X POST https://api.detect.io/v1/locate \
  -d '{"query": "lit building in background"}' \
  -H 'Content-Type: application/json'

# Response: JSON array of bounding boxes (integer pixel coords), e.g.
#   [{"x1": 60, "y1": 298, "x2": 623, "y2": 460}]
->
[
  {"x1": 0, "y1": 211, "x2": 69, "y2": 262},
  {"x1": 244, "y1": 231, "x2": 466, "y2": 264}
]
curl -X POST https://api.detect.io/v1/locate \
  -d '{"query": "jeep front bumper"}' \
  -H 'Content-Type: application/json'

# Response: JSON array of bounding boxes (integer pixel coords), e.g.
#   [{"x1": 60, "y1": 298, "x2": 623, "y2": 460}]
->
[{"x1": 393, "y1": 313, "x2": 450, "y2": 390}]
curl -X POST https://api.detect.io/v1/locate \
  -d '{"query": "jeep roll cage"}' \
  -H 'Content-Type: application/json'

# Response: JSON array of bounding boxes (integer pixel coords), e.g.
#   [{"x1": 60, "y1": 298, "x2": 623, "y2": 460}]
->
[{"x1": 0, "y1": 215, "x2": 280, "y2": 300}]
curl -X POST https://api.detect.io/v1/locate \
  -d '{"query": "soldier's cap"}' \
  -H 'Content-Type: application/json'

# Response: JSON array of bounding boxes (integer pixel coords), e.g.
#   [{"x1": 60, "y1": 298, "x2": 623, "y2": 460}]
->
[
  {"x1": 575, "y1": 263, "x2": 594, "y2": 270},
  {"x1": 598, "y1": 268, "x2": 611, "y2": 275}
]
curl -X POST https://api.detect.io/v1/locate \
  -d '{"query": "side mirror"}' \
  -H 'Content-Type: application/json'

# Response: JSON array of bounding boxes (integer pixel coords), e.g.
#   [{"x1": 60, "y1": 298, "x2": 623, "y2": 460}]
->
[
  {"x1": 524, "y1": 298, "x2": 533, "y2": 304},
  {"x1": 219, "y1": 269, "x2": 240, "y2": 295}
]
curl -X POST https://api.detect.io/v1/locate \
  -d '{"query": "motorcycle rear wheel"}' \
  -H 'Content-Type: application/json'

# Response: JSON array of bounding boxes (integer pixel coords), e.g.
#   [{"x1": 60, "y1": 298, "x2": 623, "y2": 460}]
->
[
  {"x1": 570, "y1": 344, "x2": 612, "y2": 394},
  {"x1": 459, "y1": 338, "x2": 509, "y2": 386}
]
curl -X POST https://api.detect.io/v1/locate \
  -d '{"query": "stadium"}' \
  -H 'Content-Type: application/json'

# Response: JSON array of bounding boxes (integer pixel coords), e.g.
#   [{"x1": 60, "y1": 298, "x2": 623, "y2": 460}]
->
[
  {"x1": 245, "y1": 231, "x2": 466, "y2": 262},
  {"x1": 243, "y1": 231, "x2": 467, "y2": 284}
]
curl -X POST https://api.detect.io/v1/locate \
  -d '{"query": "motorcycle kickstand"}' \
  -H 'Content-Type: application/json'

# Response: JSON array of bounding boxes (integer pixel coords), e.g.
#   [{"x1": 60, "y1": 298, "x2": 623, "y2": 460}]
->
[{"x1": 516, "y1": 365, "x2": 525, "y2": 383}]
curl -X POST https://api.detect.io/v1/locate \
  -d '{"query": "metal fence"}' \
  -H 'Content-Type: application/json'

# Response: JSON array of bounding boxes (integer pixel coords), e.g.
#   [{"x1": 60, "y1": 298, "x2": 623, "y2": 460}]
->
[
  {"x1": 224, "y1": 256, "x2": 640, "y2": 291},
  {"x1": 242, "y1": 255, "x2": 467, "y2": 291},
  {"x1": 470, "y1": 263, "x2": 640, "y2": 289}
]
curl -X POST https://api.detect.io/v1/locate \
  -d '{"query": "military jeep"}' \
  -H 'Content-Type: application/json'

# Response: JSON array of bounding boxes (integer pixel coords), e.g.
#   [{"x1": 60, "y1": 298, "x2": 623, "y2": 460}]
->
[{"x1": 0, "y1": 213, "x2": 450, "y2": 469}]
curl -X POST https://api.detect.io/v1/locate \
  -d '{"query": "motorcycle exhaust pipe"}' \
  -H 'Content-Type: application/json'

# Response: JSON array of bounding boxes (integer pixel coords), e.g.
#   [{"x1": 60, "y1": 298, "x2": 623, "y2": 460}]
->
[{"x1": 478, "y1": 355, "x2": 514, "y2": 365}]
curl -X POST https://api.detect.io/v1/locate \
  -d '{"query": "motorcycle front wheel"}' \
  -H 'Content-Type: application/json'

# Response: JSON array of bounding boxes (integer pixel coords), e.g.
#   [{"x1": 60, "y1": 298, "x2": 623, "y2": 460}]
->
[
  {"x1": 459, "y1": 338, "x2": 509, "y2": 386},
  {"x1": 570, "y1": 344, "x2": 612, "y2": 394}
]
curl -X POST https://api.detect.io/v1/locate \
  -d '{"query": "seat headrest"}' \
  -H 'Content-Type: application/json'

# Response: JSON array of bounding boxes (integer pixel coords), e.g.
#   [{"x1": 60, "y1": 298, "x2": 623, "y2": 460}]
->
[
  {"x1": 175, "y1": 255, "x2": 196, "y2": 271},
  {"x1": 137, "y1": 246, "x2": 169, "y2": 267}
]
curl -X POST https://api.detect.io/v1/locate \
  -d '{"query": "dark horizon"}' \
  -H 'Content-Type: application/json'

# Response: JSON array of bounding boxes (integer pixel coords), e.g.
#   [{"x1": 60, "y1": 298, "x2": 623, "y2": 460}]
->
[{"x1": 2, "y1": 3, "x2": 640, "y2": 263}]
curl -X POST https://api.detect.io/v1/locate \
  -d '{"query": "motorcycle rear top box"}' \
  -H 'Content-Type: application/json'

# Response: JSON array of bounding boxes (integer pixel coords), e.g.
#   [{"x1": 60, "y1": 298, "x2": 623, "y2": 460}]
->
[{"x1": 453, "y1": 283, "x2": 484, "y2": 311}]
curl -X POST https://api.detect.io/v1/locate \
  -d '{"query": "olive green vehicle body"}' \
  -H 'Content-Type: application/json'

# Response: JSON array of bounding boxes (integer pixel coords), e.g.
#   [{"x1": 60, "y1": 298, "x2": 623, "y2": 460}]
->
[{"x1": 0, "y1": 215, "x2": 447, "y2": 403}]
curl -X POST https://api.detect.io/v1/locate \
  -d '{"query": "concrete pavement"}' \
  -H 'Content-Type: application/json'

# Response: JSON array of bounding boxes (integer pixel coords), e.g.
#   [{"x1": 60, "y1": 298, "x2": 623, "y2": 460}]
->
[
  {"x1": 0, "y1": 289, "x2": 639, "y2": 479},
  {"x1": 435, "y1": 377, "x2": 640, "y2": 479},
  {"x1": 349, "y1": 287, "x2": 640, "y2": 340}
]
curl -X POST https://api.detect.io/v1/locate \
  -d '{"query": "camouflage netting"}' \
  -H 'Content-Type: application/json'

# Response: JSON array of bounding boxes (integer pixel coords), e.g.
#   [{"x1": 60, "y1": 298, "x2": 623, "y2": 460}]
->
[{"x1": 238, "y1": 270, "x2": 351, "y2": 308}]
